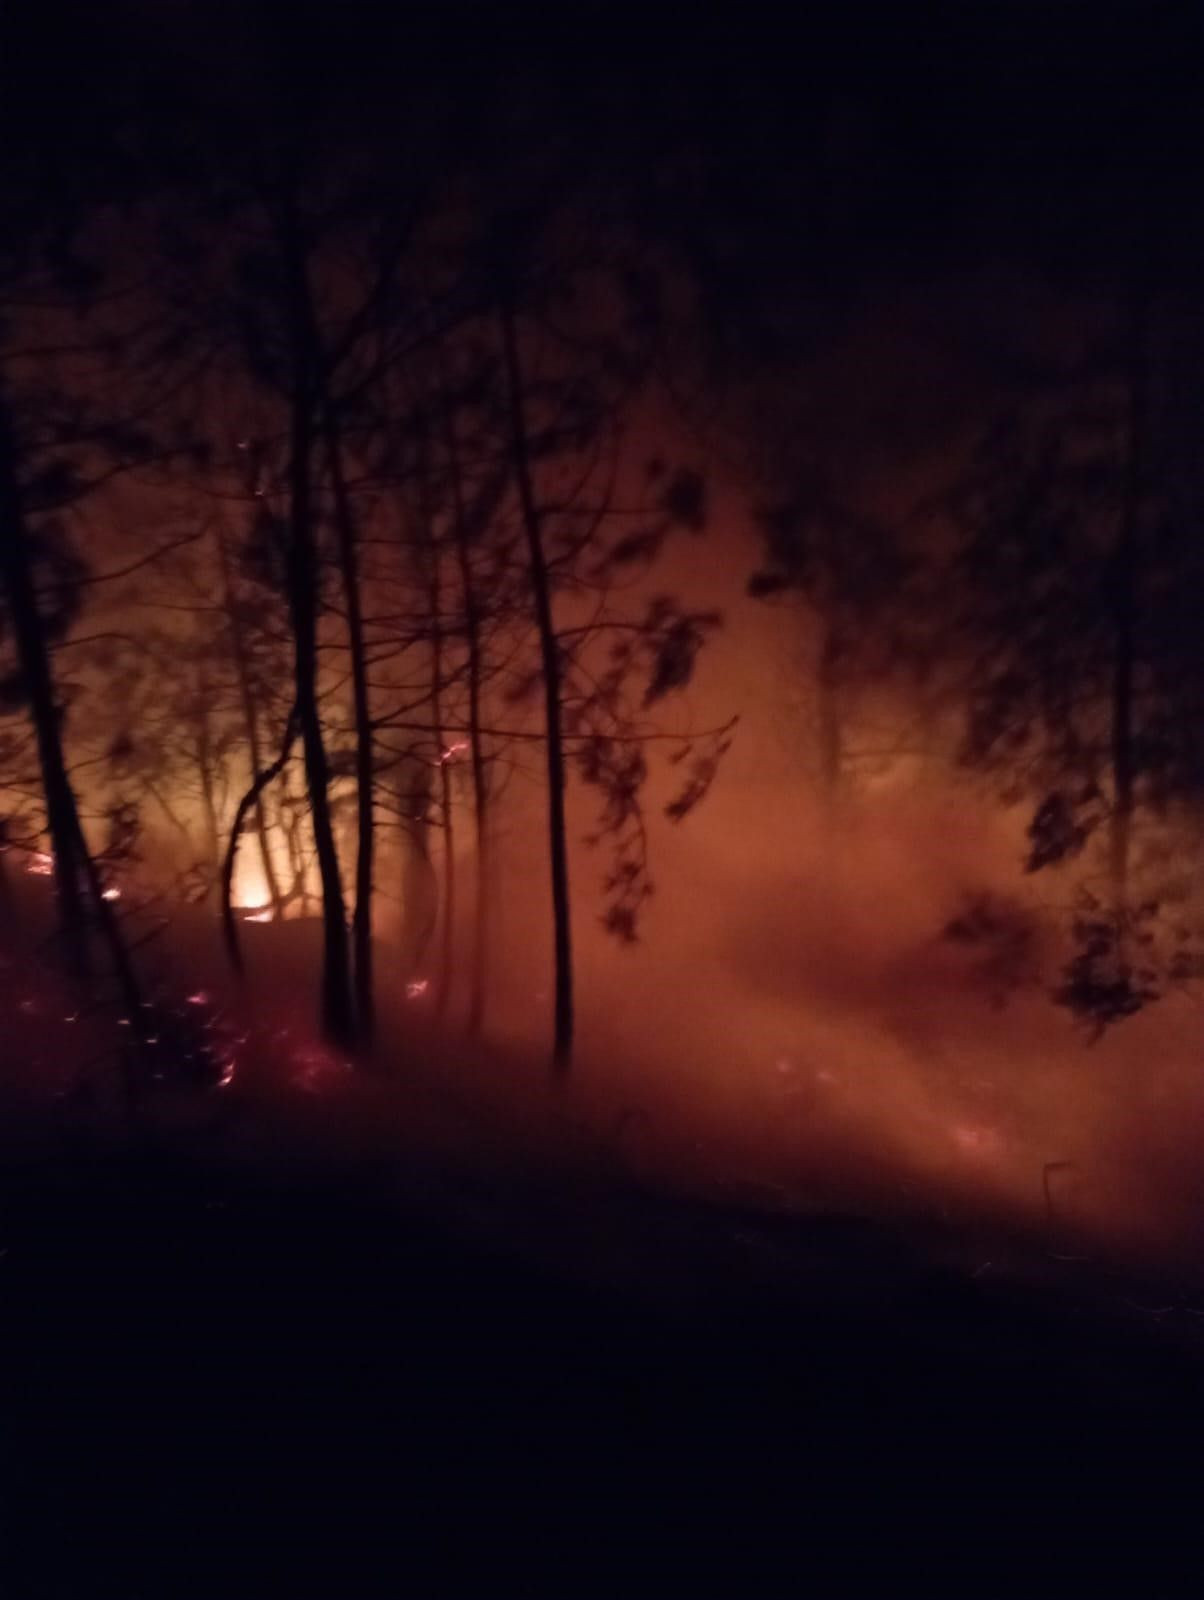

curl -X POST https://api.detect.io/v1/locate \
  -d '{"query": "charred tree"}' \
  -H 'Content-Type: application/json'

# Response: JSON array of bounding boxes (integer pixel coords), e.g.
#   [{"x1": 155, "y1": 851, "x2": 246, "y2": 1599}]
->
[
  {"x1": 279, "y1": 205, "x2": 355, "y2": 1049},
  {"x1": 215, "y1": 519, "x2": 286, "y2": 918},
  {"x1": 499, "y1": 299, "x2": 574, "y2": 1070},
  {"x1": 322, "y1": 404, "x2": 376, "y2": 1042},
  {"x1": 0, "y1": 387, "x2": 142, "y2": 1014},
  {"x1": 443, "y1": 406, "x2": 492, "y2": 1036},
  {"x1": 222, "y1": 709, "x2": 298, "y2": 977}
]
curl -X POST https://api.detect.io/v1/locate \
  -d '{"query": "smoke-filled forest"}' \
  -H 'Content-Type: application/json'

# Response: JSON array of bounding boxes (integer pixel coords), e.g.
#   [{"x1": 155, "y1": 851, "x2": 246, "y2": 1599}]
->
[{"x1": 2, "y1": 2, "x2": 1204, "y2": 1594}]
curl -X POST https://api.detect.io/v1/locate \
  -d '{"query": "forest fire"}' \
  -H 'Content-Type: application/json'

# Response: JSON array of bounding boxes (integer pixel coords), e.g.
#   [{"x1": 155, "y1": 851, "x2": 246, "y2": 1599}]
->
[{"x1": 0, "y1": 1, "x2": 1201, "y2": 1594}]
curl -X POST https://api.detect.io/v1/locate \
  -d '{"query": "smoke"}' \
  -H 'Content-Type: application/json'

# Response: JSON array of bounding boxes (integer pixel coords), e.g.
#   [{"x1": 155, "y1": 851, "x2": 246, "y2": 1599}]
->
[
  {"x1": 417, "y1": 510, "x2": 1204, "y2": 1274},
  {"x1": 6, "y1": 418, "x2": 1203, "y2": 1285}
]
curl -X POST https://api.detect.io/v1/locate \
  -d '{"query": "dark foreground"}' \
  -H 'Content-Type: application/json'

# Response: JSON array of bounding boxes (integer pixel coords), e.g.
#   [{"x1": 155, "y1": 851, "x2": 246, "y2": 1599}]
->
[{"x1": 0, "y1": 1141, "x2": 1201, "y2": 1598}]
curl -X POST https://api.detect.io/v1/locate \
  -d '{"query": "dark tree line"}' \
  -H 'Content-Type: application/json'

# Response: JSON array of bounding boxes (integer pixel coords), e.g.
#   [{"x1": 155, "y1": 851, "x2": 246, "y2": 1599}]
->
[
  {"x1": 0, "y1": 0, "x2": 729, "y2": 1071},
  {"x1": 3, "y1": 0, "x2": 1202, "y2": 1067}
]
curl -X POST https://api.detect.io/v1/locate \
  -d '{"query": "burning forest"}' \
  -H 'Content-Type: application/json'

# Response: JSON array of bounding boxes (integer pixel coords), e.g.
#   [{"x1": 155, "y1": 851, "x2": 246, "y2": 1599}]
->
[{"x1": 1, "y1": 2, "x2": 1203, "y2": 1595}]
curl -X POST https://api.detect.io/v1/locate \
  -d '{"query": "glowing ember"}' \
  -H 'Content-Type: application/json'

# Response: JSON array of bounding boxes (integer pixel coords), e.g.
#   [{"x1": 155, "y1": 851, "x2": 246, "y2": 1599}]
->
[
  {"x1": 439, "y1": 741, "x2": 469, "y2": 764},
  {"x1": 290, "y1": 1042, "x2": 351, "y2": 1093},
  {"x1": 405, "y1": 978, "x2": 429, "y2": 999},
  {"x1": 100, "y1": 886, "x2": 121, "y2": 902}
]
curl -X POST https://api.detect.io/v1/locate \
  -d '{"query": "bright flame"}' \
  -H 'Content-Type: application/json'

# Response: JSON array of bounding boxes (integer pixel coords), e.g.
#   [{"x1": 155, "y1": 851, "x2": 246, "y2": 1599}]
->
[
  {"x1": 439, "y1": 741, "x2": 469, "y2": 765},
  {"x1": 101, "y1": 886, "x2": 121, "y2": 902},
  {"x1": 26, "y1": 851, "x2": 53, "y2": 877},
  {"x1": 243, "y1": 908, "x2": 274, "y2": 923},
  {"x1": 232, "y1": 852, "x2": 273, "y2": 915}
]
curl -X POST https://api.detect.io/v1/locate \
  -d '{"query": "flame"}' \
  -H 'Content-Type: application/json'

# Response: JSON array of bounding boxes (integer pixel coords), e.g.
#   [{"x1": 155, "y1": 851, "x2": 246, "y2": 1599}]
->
[
  {"x1": 243, "y1": 907, "x2": 274, "y2": 923},
  {"x1": 232, "y1": 852, "x2": 274, "y2": 916},
  {"x1": 101, "y1": 886, "x2": 121, "y2": 902},
  {"x1": 405, "y1": 978, "x2": 429, "y2": 999},
  {"x1": 26, "y1": 851, "x2": 53, "y2": 877},
  {"x1": 439, "y1": 741, "x2": 469, "y2": 765}
]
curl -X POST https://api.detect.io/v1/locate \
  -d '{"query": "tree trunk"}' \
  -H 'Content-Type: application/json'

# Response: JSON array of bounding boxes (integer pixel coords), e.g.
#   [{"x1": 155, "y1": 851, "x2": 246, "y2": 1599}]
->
[
  {"x1": 215, "y1": 522, "x2": 286, "y2": 917},
  {"x1": 398, "y1": 751, "x2": 437, "y2": 976},
  {"x1": 499, "y1": 302, "x2": 573, "y2": 1071},
  {"x1": 194, "y1": 660, "x2": 223, "y2": 884},
  {"x1": 281, "y1": 765, "x2": 312, "y2": 913},
  {"x1": 428, "y1": 543, "x2": 456, "y2": 1018},
  {"x1": 222, "y1": 709, "x2": 297, "y2": 977},
  {"x1": 443, "y1": 403, "x2": 491, "y2": 1036},
  {"x1": 281, "y1": 209, "x2": 354, "y2": 1049},
  {"x1": 322, "y1": 405, "x2": 375, "y2": 1042},
  {"x1": 0, "y1": 389, "x2": 89, "y2": 973},
  {"x1": 0, "y1": 385, "x2": 140, "y2": 1013}
]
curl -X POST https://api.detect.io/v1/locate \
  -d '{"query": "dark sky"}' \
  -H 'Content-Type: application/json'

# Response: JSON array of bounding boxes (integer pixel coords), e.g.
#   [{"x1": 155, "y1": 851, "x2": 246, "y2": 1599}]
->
[
  {"x1": 2, "y1": 0, "x2": 1199, "y2": 430},
  {"x1": 6, "y1": 0, "x2": 1198, "y2": 265}
]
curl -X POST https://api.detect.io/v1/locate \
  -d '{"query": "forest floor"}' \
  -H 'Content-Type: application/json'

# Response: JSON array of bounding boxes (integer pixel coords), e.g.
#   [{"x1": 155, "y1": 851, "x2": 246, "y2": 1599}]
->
[
  {"x1": 0, "y1": 1062, "x2": 1202, "y2": 1598},
  {"x1": 1, "y1": 900, "x2": 1202, "y2": 1594}
]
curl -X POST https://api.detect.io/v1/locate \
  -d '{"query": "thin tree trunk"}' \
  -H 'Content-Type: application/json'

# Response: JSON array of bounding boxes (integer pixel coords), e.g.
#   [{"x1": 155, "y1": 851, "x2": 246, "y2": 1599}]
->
[
  {"x1": 322, "y1": 404, "x2": 375, "y2": 1041},
  {"x1": 0, "y1": 386, "x2": 140, "y2": 1013},
  {"x1": 280, "y1": 206, "x2": 354, "y2": 1048},
  {"x1": 194, "y1": 661, "x2": 223, "y2": 882},
  {"x1": 215, "y1": 522, "x2": 285, "y2": 917},
  {"x1": 222, "y1": 709, "x2": 297, "y2": 977},
  {"x1": 0, "y1": 389, "x2": 89, "y2": 974},
  {"x1": 397, "y1": 751, "x2": 435, "y2": 973},
  {"x1": 442, "y1": 402, "x2": 491, "y2": 1035},
  {"x1": 428, "y1": 543, "x2": 456, "y2": 1017},
  {"x1": 397, "y1": 750, "x2": 436, "y2": 974},
  {"x1": 281, "y1": 766, "x2": 312, "y2": 913},
  {"x1": 499, "y1": 301, "x2": 573, "y2": 1071}
]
